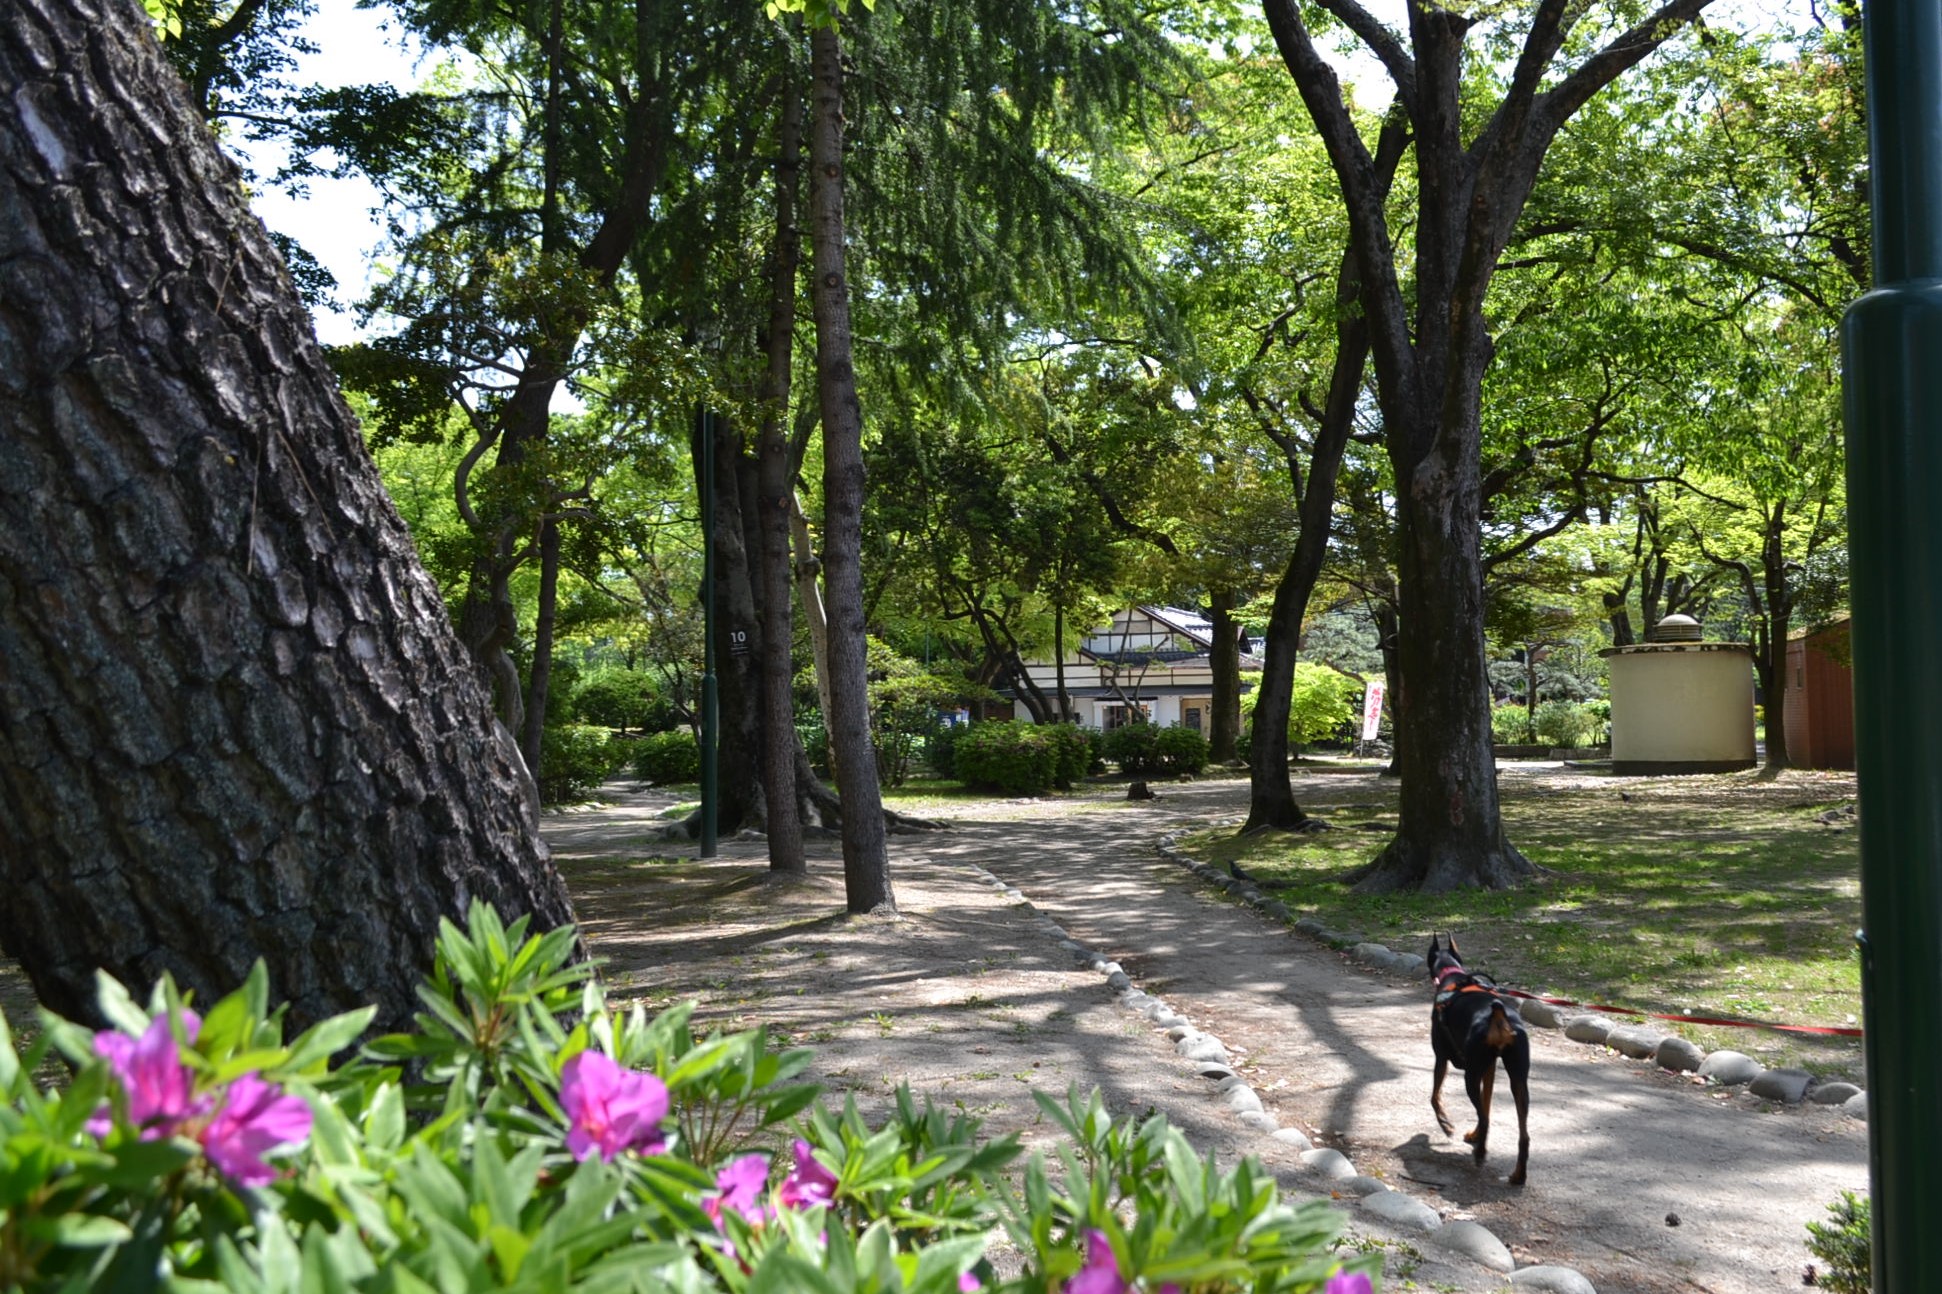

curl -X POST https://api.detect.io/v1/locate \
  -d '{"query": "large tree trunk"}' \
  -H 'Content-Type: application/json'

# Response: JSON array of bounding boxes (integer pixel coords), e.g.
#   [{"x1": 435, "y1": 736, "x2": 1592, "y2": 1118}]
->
[
  {"x1": 756, "y1": 67, "x2": 807, "y2": 872},
  {"x1": 809, "y1": 19, "x2": 893, "y2": 913},
  {"x1": 0, "y1": 0, "x2": 577, "y2": 1033},
  {"x1": 692, "y1": 414, "x2": 764, "y2": 835},
  {"x1": 1208, "y1": 589, "x2": 1241, "y2": 763},
  {"x1": 1348, "y1": 415, "x2": 1538, "y2": 892}
]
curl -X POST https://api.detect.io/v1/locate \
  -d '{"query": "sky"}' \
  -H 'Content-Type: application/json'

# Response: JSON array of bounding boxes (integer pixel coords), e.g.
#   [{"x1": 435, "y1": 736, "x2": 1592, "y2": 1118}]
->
[{"x1": 237, "y1": 0, "x2": 428, "y2": 346}]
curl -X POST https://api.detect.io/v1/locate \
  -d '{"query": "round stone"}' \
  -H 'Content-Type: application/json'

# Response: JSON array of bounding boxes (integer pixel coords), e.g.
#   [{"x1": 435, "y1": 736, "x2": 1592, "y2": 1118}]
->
[
  {"x1": 1843, "y1": 1091, "x2": 1869, "y2": 1121},
  {"x1": 1225, "y1": 1086, "x2": 1265, "y2": 1114},
  {"x1": 1508, "y1": 1265, "x2": 1598, "y2": 1294},
  {"x1": 1271, "y1": 1127, "x2": 1315, "y2": 1152},
  {"x1": 1105, "y1": 971, "x2": 1132, "y2": 992},
  {"x1": 1517, "y1": 999, "x2": 1565, "y2": 1029},
  {"x1": 1810, "y1": 1081, "x2": 1863, "y2": 1105},
  {"x1": 1697, "y1": 1050, "x2": 1764, "y2": 1086},
  {"x1": 1430, "y1": 1220, "x2": 1514, "y2": 1272},
  {"x1": 1334, "y1": 1175, "x2": 1389, "y2": 1197},
  {"x1": 1236, "y1": 1110, "x2": 1279, "y2": 1133},
  {"x1": 1359, "y1": 1190, "x2": 1440, "y2": 1232},
  {"x1": 1654, "y1": 1037, "x2": 1705, "y2": 1072},
  {"x1": 1179, "y1": 1037, "x2": 1231, "y2": 1065},
  {"x1": 1748, "y1": 1068, "x2": 1812, "y2": 1103},
  {"x1": 1606, "y1": 1025, "x2": 1667, "y2": 1059},
  {"x1": 1565, "y1": 1015, "x2": 1614, "y2": 1045},
  {"x1": 1298, "y1": 1147, "x2": 1356, "y2": 1179}
]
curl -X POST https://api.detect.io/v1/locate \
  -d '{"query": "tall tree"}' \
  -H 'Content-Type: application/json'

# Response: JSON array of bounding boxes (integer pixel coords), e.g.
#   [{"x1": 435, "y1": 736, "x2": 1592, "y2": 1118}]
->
[
  {"x1": 1264, "y1": 0, "x2": 1719, "y2": 891},
  {"x1": 808, "y1": 10, "x2": 894, "y2": 913},
  {"x1": 0, "y1": 0, "x2": 574, "y2": 1032}
]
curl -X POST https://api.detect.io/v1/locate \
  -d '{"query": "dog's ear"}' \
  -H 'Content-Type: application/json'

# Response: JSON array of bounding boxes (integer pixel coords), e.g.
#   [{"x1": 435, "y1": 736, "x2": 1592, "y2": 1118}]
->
[
  {"x1": 1446, "y1": 933, "x2": 1462, "y2": 959},
  {"x1": 1427, "y1": 933, "x2": 1445, "y2": 957}
]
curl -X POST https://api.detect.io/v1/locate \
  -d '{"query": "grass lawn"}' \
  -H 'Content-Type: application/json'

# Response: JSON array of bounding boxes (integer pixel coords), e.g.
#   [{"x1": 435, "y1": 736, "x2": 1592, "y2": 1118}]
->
[{"x1": 1179, "y1": 767, "x2": 1864, "y2": 1077}]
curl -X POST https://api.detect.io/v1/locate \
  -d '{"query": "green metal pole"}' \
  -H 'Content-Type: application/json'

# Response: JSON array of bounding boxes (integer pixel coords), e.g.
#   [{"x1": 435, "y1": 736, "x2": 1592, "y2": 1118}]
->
[
  {"x1": 1842, "y1": 0, "x2": 1942, "y2": 1283},
  {"x1": 699, "y1": 406, "x2": 719, "y2": 859}
]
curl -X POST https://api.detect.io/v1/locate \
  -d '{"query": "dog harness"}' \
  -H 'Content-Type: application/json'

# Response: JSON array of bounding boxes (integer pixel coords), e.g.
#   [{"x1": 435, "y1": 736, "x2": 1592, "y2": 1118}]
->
[{"x1": 1432, "y1": 961, "x2": 1508, "y2": 1061}]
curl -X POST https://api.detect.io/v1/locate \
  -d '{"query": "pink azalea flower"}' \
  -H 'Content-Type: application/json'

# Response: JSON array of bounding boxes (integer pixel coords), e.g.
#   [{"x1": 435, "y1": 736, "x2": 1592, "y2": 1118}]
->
[
  {"x1": 1324, "y1": 1274, "x2": 1373, "y2": 1294},
  {"x1": 559, "y1": 1050, "x2": 669, "y2": 1162},
  {"x1": 1067, "y1": 1229, "x2": 1129, "y2": 1294},
  {"x1": 198, "y1": 1072, "x2": 312, "y2": 1187},
  {"x1": 704, "y1": 1154, "x2": 773, "y2": 1229},
  {"x1": 959, "y1": 1275, "x2": 983, "y2": 1292},
  {"x1": 89, "y1": 1008, "x2": 206, "y2": 1139},
  {"x1": 777, "y1": 1137, "x2": 838, "y2": 1209}
]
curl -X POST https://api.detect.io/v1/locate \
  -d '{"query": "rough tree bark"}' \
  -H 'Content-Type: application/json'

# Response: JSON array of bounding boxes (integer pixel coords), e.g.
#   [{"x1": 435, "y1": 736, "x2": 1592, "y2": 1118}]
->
[
  {"x1": 1207, "y1": 589, "x2": 1241, "y2": 763},
  {"x1": 0, "y1": 0, "x2": 576, "y2": 1032},
  {"x1": 756, "y1": 66, "x2": 807, "y2": 873},
  {"x1": 808, "y1": 18, "x2": 894, "y2": 913},
  {"x1": 1264, "y1": 0, "x2": 1715, "y2": 890}
]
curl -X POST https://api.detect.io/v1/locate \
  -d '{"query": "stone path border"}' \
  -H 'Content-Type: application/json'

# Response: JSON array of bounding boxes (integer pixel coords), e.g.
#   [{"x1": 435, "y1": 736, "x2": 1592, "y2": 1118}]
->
[
  {"x1": 1153, "y1": 831, "x2": 1872, "y2": 1128},
  {"x1": 957, "y1": 858, "x2": 1550, "y2": 1291}
]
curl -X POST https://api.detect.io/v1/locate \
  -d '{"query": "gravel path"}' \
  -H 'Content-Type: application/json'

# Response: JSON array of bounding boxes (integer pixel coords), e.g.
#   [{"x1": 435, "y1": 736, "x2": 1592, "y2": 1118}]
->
[{"x1": 550, "y1": 769, "x2": 1870, "y2": 1294}]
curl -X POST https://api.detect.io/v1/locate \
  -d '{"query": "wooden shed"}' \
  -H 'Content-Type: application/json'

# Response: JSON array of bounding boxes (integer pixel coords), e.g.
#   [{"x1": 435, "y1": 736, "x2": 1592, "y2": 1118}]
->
[{"x1": 1782, "y1": 618, "x2": 1855, "y2": 770}]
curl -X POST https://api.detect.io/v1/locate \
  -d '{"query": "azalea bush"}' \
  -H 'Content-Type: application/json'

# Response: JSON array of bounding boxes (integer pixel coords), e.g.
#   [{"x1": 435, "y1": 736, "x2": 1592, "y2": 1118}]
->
[{"x1": 0, "y1": 904, "x2": 1379, "y2": 1293}]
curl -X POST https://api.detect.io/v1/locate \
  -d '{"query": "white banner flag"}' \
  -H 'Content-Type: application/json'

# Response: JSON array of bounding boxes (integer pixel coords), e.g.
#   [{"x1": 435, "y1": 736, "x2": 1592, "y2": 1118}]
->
[{"x1": 1360, "y1": 681, "x2": 1386, "y2": 741}]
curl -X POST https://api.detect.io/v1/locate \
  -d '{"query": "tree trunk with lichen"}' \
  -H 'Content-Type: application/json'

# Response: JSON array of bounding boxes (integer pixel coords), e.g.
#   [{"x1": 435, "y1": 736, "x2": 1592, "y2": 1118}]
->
[{"x1": 0, "y1": 0, "x2": 576, "y2": 1033}]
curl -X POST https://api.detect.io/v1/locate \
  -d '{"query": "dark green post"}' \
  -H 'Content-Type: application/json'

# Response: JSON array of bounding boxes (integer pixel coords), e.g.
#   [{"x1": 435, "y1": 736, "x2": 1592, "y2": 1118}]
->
[
  {"x1": 1842, "y1": 0, "x2": 1942, "y2": 1282},
  {"x1": 698, "y1": 406, "x2": 719, "y2": 859}
]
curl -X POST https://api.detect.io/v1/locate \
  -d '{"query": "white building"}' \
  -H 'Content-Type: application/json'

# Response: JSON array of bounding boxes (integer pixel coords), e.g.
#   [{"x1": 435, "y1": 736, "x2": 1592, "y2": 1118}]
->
[{"x1": 1003, "y1": 606, "x2": 1259, "y2": 731}]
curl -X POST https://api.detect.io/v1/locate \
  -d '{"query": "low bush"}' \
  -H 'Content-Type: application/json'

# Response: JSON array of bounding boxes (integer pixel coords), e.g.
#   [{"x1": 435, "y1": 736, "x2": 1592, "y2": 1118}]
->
[
  {"x1": 0, "y1": 903, "x2": 1375, "y2": 1294},
  {"x1": 632, "y1": 727, "x2": 702, "y2": 785},
  {"x1": 1532, "y1": 699, "x2": 1600, "y2": 748},
  {"x1": 953, "y1": 721, "x2": 1059, "y2": 796},
  {"x1": 1100, "y1": 721, "x2": 1158, "y2": 774},
  {"x1": 538, "y1": 722, "x2": 626, "y2": 804},
  {"x1": 1805, "y1": 1190, "x2": 1871, "y2": 1293},
  {"x1": 1101, "y1": 722, "x2": 1208, "y2": 776},
  {"x1": 572, "y1": 667, "x2": 659, "y2": 732},
  {"x1": 1491, "y1": 702, "x2": 1534, "y2": 745},
  {"x1": 1045, "y1": 724, "x2": 1100, "y2": 787},
  {"x1": 1151, "y1": 725, "x2": 1210, "y2": 775},
  {"x1": 925, "y1": 722, "x2": 964, "y2": 779}
]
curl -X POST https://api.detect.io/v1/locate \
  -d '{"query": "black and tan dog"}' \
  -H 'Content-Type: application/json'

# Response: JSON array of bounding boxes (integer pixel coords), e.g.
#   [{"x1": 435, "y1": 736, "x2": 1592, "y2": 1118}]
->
[{"x1": 1427, "y1": 933, "x2": 1531, "y2": 1186}]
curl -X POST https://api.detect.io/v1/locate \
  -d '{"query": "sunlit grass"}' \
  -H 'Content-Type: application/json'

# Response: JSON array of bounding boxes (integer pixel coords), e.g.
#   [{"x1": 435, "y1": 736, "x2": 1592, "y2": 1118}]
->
[{"x1": 1179, "y1": 777, "x2": 1864, "y2": 1075}]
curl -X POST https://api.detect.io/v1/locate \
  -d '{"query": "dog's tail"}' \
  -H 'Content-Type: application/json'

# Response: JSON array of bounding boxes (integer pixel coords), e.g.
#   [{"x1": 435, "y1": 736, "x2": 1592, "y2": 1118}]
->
[{"x1": 1485, "y1": 1001, "x2": 1516, "y2": 1051}]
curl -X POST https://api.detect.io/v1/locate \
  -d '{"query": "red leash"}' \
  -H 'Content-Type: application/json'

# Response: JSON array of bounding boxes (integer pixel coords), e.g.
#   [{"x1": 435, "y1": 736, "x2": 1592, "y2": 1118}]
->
[{"x1": 1495, "y1": 987, "x2": 1864, "y2": 1038}]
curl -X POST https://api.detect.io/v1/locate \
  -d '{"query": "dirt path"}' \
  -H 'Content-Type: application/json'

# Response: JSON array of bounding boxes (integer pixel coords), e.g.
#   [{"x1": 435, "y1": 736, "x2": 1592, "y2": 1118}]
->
[{"x1": 552, "y1": 770, "x2": 1868, "y2": 1294}]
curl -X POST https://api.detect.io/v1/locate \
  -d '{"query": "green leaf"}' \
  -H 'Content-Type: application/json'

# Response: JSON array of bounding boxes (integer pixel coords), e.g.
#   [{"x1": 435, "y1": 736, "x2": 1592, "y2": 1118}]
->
[
  {"x1": 93, "y1": 971, "x2": 151, "y2": 1037},
  {"x1": 283, "y1": 1008, "x2": 378, "y2": 1073},
  {"x1": 51, "y1": 1213, "x2": 134, "y2": 1248}
]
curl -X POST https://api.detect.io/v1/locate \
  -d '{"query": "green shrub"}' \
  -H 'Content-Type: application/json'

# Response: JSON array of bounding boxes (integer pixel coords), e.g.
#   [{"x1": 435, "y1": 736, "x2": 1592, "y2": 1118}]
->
[
  {"x1": 572, "y1": 667, "x2": 658, "y2": 732},
  {"x1": 1805, "y1": 1191, "x2": 1871, "y2": 1293},
  {"x1": 632, "y1": 727, "x2": 702, "y2": 785},
  {"x1": 538, "y1": 722, "x2": 623, "y2": 804},
  {"x1": 1238, "y1": 665, "x2": 1359, "y2": 754},
  {"x1": 1491, "y1": 702, "x2": 1534, "y2": 744},
  {"x1": 1041, "y1": 724, "x2": 1095, "y2": 788},
  {"x1": 953, "y1": 721, "x2": 1060, "y2": 795},
  {"x1": 925, "y1": 722, "x2": 965, "y2": 778},
  {"x1": 1100, "y1": 720, "x2": 1159, "y2": 774},
  {"x1": 1532, "y1": 699, "x2": 1599, "y2": 748},
  {"x1": 1151, "y1": 725, "x2": 1210, "y2": 775},
  {"x1": 1286, "y1": 664, "x2": 1357, "y2": 753},
  {"x1": 0, "y1": 902, "x2": 1373, "y2": 1294}
]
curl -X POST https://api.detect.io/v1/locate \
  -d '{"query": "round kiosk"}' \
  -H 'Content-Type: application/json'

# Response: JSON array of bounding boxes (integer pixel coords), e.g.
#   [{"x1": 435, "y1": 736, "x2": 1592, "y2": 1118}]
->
[{"x1": 1599, "y1": 615, "x2": 1756, "y2": 775}]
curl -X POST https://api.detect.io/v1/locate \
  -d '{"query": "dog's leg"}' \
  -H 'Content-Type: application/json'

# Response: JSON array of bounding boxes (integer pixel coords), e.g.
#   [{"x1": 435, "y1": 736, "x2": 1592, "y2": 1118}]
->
[
  {"x1": 1463, "y1": 1063, "x2": 1495, "y2": 1166},
  {"x1": 1506, "y1": 1046, "x2": 1531, "y2": 1186},
  {"x1": 1431, "y1": 1055, "x2": 1455, "y2": 1135}
]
